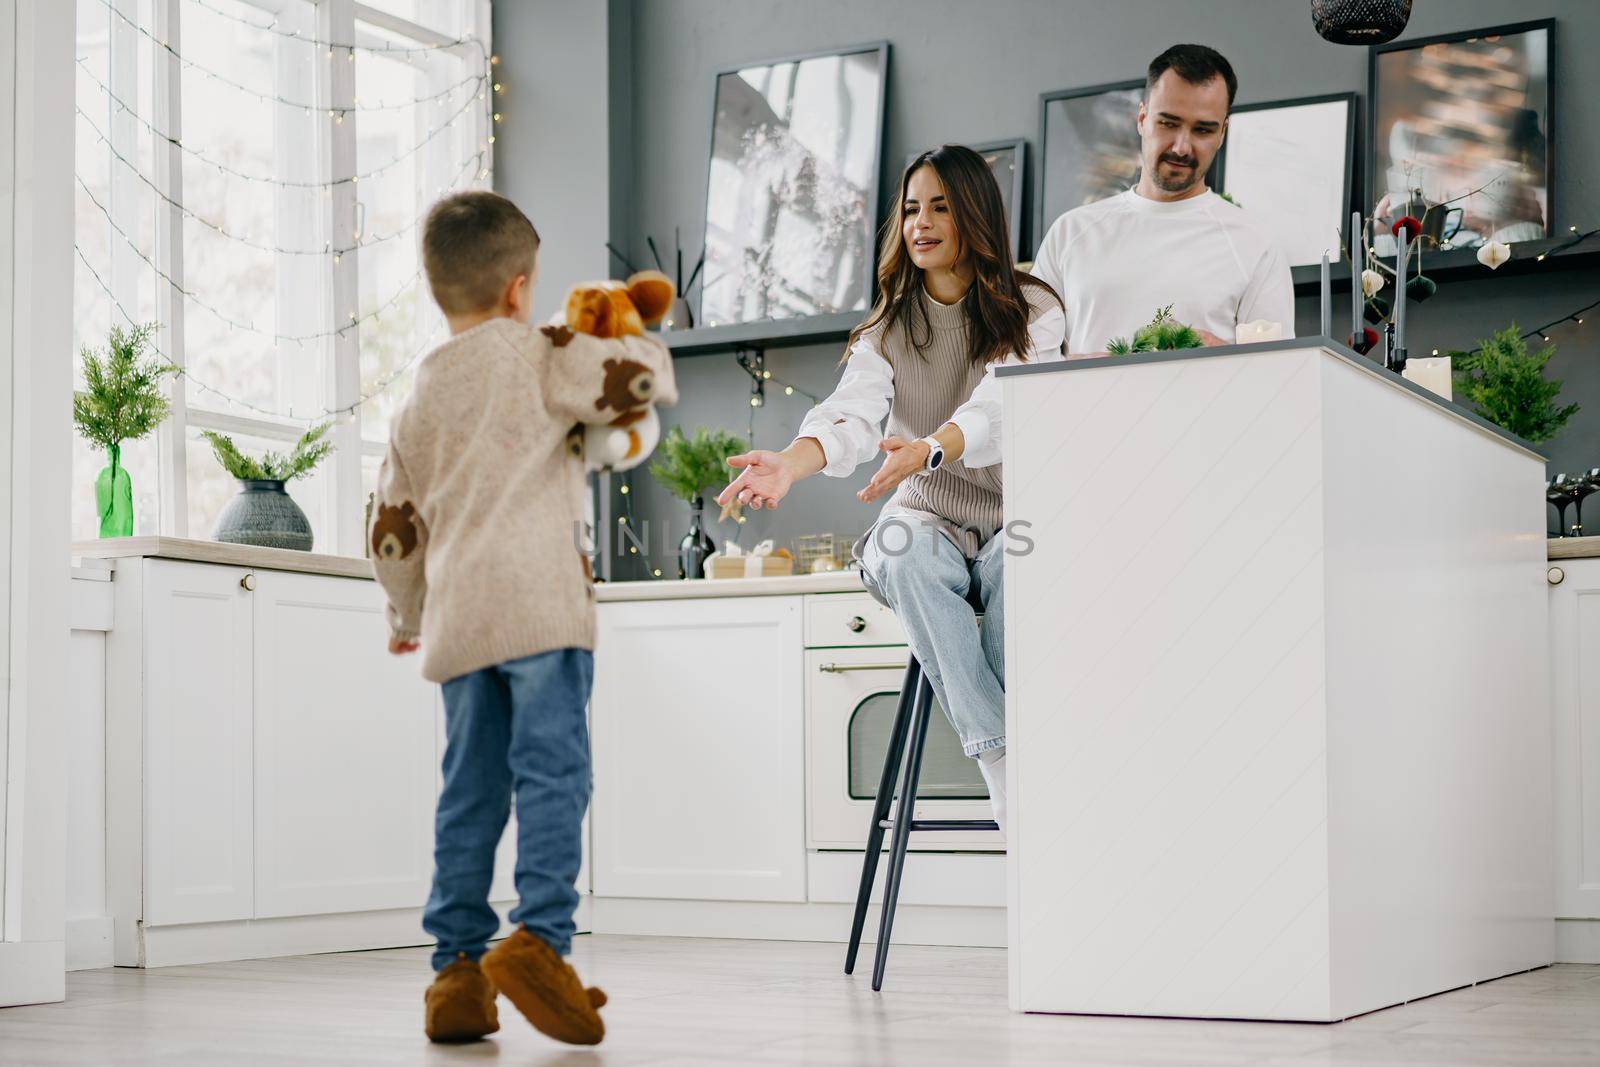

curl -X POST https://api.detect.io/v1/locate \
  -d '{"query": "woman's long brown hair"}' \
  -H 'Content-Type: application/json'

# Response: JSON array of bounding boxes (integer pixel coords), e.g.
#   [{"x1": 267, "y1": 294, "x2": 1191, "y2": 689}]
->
[{"x1": 846, "y1": 143, "x2": 1061, "y2": 366}]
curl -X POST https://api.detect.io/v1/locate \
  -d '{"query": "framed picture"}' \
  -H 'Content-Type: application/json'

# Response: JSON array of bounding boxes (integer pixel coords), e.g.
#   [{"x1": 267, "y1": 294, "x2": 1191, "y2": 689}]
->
[
  {"x1": 1215, "y1": 93, "x2": 1356, "y2": 269},
  {"x1": 902, "y1": 138, "x2": 1028, "y2": 259},
  {"x1": 1368, "y1": 19, "x2": 1554, "y2": 255},
  {"x1": 698, "y1": 41, "x2": 889, "y2": 328},
  {"x1": 1035, "y1": 80, "x2": 1143, "y2": 252}
]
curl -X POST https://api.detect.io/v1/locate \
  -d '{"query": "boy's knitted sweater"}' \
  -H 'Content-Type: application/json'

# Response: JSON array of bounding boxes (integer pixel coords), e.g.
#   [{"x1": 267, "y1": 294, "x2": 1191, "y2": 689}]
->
[{"x1": 370, "y1": 317, "x2": 676, "y2": 682}]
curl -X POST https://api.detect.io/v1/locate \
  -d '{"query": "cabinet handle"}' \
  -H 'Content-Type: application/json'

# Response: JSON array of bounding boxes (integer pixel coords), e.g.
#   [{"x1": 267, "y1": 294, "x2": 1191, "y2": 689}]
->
[
  {"x1": 818, "y1": 662, "x2": 904, "y2": 673},
  {"x1": 845, "y1": 615, "x2": 867, "y2": 633},
  {"x1": 240, "y1": 573, "x2": 256, "y2": 592},
  {"x1": 1548, "y1": 566, "x2": 1565, "y2": 586}
]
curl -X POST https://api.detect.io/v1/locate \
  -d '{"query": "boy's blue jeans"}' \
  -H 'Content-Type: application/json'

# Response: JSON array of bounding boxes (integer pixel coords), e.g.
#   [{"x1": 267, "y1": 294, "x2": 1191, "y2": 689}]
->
[{"x1": 423, "y1": 648, "x2": 592, "y2": 971}]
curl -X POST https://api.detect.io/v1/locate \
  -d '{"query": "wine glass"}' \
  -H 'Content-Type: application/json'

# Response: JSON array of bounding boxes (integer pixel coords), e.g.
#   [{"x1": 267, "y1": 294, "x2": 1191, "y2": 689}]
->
[
  {"x1": 1573, "y1": 468, "x2": 1600, "y2": 538},
  {"x1": 1549, "y1": 475, "x2": 1573, "y2": 538}
]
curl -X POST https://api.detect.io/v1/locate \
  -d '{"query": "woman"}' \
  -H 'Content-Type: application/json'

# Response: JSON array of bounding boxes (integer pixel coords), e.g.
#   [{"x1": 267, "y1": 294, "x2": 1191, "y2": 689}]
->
[{"x1": 715, "y1": 144, "x2": 1066, "y2": 831}]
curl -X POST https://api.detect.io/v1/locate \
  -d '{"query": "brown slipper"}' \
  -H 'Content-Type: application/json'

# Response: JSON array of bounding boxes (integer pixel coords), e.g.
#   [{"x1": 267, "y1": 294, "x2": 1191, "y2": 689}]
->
[
  {"x1": 480, "y1": 928, "x2": 606, "y2": 1046},
  {"x1": 424, "y1": 955, "x2": 499, "y2": 1043}
]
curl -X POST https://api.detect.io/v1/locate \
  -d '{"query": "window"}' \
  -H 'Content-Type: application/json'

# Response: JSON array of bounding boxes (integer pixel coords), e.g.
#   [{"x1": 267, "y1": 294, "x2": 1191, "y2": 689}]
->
[{"x1": 72, "y1": 0, "x2": 494, "y2": 553}]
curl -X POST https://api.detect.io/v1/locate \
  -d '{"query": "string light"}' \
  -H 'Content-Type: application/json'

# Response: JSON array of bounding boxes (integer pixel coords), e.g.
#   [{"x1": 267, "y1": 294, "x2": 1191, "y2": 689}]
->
[
  {"x1": 77, "y1": 63, "x2": 485, "y2": 189},
  {"x1": 186, "y1": 0, "x2": 489, "y2": 57},
  {"x1": 72, "y1": 1, "x2": 503, "y2": 424},
  {"x1": 76, "y1": 174, "x2": 428, "y2": 343},
  {"x1": 95, "y1": 0, "x2": 489, "y2": 117},
  {"x1": 75, "y1": 104, "x2": 485, "y2": 256},
  {"x1": 76, "y1": 246, "x2": 439, "y2": 423},
  {"x1": 1447, "y1": 297, "x2": 1600, "y2": 361}
]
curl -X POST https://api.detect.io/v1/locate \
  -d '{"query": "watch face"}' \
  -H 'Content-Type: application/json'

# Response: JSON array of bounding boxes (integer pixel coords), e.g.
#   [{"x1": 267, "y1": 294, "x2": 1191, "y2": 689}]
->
[{"x1": 927, "y1": 443, "x2": 943, "y2": 470}]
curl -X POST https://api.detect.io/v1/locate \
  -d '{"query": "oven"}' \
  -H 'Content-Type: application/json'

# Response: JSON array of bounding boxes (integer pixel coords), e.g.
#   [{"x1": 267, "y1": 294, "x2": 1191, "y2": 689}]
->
[{"x1": 804, "y1": 592, "x2": 1003, "y2": 851}]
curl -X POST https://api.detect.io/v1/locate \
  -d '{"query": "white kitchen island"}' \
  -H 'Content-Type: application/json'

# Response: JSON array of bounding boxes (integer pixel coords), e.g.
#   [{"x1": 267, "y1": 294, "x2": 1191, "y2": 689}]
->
[{"x1": 998, "y1": 338, "x2": 1554, "y2": 1021}]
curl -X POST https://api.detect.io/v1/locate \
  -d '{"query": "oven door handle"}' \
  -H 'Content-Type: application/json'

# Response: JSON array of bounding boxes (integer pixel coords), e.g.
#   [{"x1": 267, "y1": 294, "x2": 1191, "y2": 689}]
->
[{"x1": 817, "y1": 661, "x2": 907, "y2": 673}]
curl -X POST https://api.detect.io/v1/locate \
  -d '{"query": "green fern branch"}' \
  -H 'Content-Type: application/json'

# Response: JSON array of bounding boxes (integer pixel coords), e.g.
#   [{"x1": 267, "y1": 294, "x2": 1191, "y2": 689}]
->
[
  {"x1": 72, "y1": 323, "x2": 172, "y2": 451},
  {"x1": 202, "y1": 422, "x2": 333, "y2": 482},
  {"x1": 647, "y1": 426, "x2": 746, "y2": 503}
]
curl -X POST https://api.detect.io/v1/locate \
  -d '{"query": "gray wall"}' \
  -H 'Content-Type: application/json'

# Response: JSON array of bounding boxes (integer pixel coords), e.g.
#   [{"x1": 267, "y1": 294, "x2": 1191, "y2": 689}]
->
[
  {"x1": 492, "y1": 0, "x2": 612, "y2": 324},
  {"x1": 521, "y1": 1, "x2": 1600, "y2": 577}
]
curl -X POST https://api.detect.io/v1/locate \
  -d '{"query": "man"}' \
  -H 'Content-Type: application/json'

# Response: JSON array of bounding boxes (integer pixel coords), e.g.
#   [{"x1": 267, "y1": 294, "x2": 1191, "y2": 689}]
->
[{"x1": 1031, "y1": 44, "x2": 1295, "y2": 354}]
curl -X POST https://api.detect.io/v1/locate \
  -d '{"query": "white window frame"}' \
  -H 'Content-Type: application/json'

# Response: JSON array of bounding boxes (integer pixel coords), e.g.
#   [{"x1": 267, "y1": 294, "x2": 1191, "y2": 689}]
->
[{"x1": 97, "y1": 0, "x2": 492, "y2": 554}]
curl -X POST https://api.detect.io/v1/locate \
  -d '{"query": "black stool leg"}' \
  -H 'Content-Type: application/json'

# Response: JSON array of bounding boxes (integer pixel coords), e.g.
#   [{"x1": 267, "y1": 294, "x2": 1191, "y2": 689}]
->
[
  {"x1": 845, "y1": 659, "x2": 921, "y2": 975},
  {"x1": 871, "y1": 671, "x2": 936, "y2": 991}
]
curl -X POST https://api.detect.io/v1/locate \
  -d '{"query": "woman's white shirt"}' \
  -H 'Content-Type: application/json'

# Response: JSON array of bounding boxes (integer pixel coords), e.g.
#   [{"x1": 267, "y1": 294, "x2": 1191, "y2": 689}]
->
[{"x1": 795, "y1": 300, "x2": 1066, "y2": 474}]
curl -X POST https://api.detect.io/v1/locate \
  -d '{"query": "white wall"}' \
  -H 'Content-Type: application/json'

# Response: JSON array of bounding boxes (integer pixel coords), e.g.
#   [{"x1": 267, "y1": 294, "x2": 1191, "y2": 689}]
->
[
  {"x1": 0, "y1": 0, "x2": 16, "y2": 950},
  {"x1": 1, "y1": 0, "x2": 75, "y2": 1007},
  {"x1": 65, "y1": 569, "x2": 114, "y2": 971}
]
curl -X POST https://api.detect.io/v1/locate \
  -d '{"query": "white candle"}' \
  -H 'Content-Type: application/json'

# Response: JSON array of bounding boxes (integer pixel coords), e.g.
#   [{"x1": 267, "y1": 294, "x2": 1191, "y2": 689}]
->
[
  {"x1": 1321, "y1": 253, "x2": 1331, "y2": 339},
  {"x1": 1402, "y1": 355, "x2": 1453, "y2": 402},
  {"x1": 1394, "y1": 228, "x2": 1408, "y2": 360},
  {"x1": 1236, "y1": 319, "x2": 1284, "y2": 344},
  {"x1": 1351, "y1": 211, "x2": 1362, "y2": 346}
]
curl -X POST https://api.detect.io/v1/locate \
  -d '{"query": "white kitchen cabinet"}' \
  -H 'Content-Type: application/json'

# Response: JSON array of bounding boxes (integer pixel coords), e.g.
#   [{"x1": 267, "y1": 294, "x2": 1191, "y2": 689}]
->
[
  {"x1": 591, "y1": 595, "x2": 805, "y2": 902},
  {"x1": 141, "y1": 559, "x2": 255, "y2": 926},
  {"x1": 100, "y1": 546, "x2": 443, "y2": 964},
  {"x1": 1550, "y1": 555, "x2": 1600, "y2": 919},
  {"x1": 252, "y1": 569, "x2": 435, "y2": 917}
]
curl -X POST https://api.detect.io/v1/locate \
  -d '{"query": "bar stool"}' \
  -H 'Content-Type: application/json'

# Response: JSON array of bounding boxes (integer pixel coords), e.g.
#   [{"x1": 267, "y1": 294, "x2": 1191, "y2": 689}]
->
[{"x1": 844, "y1": 573, "x2": 997, "y2": 991}]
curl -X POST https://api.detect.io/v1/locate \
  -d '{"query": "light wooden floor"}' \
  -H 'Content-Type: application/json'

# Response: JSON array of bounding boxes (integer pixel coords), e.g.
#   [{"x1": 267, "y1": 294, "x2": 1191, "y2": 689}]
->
[{"x1": 2, "y1": 937, "x2": 1598, "y2": 1065}]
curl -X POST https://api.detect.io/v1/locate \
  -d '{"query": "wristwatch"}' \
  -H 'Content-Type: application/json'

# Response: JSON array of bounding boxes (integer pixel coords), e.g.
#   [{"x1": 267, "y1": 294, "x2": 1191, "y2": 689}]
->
[{"x1": 917, "y1": 435, "x2": 945, "y2": 471}]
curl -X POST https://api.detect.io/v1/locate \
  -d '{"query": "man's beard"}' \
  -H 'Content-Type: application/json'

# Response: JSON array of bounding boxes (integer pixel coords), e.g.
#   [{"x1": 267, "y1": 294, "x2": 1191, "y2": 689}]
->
[{"x1": 1151, "y1": 152, "x2": 1201, "y2": 193}]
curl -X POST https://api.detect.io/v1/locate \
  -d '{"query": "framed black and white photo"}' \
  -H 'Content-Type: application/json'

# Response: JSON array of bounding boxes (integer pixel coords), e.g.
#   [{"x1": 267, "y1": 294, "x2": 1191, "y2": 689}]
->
[
  {"x1": 1368, "y1": 19, "x2": 1554, "y2": 254},
  {"x1": 699, "y1": 42, "x2": 889, "y2": 328},
  {"x1": 903, "y1": 138, "x2": 1027, "y2": 259},
  {"x1": 1215, "y1": 93, "x2": 1356, "y2": 269},
  {"x1": 1035, "y1": 80, "x2": 1143, "y2": 251}
]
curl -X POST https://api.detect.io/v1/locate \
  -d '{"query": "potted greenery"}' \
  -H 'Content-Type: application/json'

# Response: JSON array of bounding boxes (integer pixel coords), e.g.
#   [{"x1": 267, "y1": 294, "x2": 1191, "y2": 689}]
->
[
  {"x1": 201, "y1": 423, "x2": 333, "y2": 551},
  {"x1": 72, "y1": 323, "x2": 173, "y2": 538},
  {"x1": 1105, "y1": 304, "x2": 1204, "y2": 355},
  {"x1": 647, "y1": 426, "x2": 746, "y2": 579},
  {"x1": 1448, "y1": 325, "x2": 1579, "y2": 444}
]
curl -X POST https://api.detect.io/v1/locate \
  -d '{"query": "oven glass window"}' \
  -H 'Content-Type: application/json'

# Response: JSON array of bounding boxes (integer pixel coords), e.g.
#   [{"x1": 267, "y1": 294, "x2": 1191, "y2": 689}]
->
[{"x1": 847, "y1": 691, "x2": 988, "y2": 800}]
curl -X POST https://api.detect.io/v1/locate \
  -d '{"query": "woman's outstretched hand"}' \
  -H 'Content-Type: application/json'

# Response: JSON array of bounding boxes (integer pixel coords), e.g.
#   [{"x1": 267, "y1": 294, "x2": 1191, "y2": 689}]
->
[
  {"x1": 717, "y1": 450, "x2": 797, "y2": 511},
  {"x1": 858, "y1": 436, "x2": 929, "y2": 504}
]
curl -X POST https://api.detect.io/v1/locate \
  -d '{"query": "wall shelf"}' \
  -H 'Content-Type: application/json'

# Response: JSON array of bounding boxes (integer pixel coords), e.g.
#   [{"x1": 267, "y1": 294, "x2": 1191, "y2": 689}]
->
[
  {"x1": 1290, "y1": 234, "x2": 1600, "y2": 296},
  {"x1": 658, "y1": 311, "x2": 864, "y2": 357}
]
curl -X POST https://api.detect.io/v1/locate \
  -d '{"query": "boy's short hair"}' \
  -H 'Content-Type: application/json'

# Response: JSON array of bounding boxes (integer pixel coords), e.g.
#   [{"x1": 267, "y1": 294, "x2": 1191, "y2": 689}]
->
[{"x1": 422, "y1": 191, "x2": 541, "y2": 315}]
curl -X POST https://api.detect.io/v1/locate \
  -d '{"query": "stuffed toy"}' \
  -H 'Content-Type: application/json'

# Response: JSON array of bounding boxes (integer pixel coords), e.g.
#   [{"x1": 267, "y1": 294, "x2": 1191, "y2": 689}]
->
[{"x1": 556, "y1": 269, "x2": 674, "y2": 472}]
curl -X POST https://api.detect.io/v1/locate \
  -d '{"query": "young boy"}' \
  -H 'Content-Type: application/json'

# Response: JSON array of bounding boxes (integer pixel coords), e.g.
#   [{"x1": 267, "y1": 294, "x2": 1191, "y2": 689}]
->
[{"x1": 370, "y1": 191, "x2": 675, "y2": 1045}]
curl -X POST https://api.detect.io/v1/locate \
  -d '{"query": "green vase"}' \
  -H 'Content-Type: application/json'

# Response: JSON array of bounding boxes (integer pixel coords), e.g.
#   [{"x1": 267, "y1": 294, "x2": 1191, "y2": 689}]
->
[{"x1": 95, "y1": 443, "x2": 134, "y2": 538}]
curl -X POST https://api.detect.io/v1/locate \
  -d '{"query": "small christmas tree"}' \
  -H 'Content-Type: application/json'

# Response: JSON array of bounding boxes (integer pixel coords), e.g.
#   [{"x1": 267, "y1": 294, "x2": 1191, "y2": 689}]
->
[
  {"x1": 1449, "y1": 325, "x2": 1578, "y2": 444},
  {"x1": 648, "y1": 426, "x2": 746, "y2": 502},
  {"x1": 1106, "y1": 304, "x2": 1204, "y2": 355},
  {"x1": 73, "y1": 323, "x2": 172, "y2": 537}
]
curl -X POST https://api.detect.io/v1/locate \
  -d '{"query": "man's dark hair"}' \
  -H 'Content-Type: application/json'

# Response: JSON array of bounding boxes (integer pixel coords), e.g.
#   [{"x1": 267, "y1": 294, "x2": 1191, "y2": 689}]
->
[{"x1": 1146, "y1": 44, "x2": 1237, "y2": 110}]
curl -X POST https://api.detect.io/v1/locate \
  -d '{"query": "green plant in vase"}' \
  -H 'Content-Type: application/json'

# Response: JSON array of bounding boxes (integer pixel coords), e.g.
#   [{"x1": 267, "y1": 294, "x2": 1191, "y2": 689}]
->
[
  {"x1": 72, "y1": 323, "x2": 172, "y2": 538},
  {"x1": 1448, "y1": 325, "x2": 1579, "y2": 444},
  {"x1": 201, "y1": 423, "x2": 333, "y2": 551},
  {"x1": 648, "y1": 426, "x2": 746, "y2": 579},
  {"x1": 1105, "y1": 304, "x2": 1204, "y2": 355}
]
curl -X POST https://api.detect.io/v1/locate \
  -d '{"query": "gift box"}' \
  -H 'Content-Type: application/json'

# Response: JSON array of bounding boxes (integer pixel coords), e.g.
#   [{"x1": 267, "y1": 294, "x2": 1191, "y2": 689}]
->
[{"x1": 705, "y1": 552, "x2": 794, "y2": 579}]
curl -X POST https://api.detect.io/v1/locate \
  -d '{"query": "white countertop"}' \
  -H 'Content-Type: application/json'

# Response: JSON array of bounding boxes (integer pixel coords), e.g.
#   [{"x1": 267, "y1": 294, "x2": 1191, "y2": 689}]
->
[
  {"x1": 595, "y1": 570, "x2": 867, "y2": 601},
  {"x1": 1548, "y1": 536, "x2": 1600, "y2": 561},
  {"x1": 73, "y1": 536, "x2": 375, "y2": 580},
  {"x1": 72, "y1": 535, "x2": 1600, "y2": 591}
]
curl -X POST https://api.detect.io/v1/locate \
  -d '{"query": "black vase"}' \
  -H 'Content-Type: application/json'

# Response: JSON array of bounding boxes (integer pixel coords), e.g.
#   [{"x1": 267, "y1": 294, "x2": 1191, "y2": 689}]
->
[{"x1": 677, "y1": 496, "x2": 716, "y2": 580}]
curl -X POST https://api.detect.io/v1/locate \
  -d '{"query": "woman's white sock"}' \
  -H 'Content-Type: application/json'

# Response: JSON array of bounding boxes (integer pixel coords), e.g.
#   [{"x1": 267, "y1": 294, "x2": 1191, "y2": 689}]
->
[{"x1": 977, "y1": 750, "x2": 1007, "y2": 836}]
